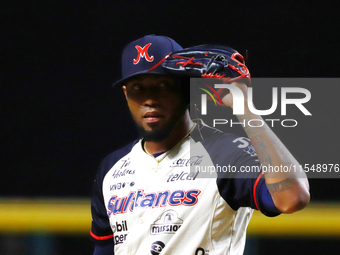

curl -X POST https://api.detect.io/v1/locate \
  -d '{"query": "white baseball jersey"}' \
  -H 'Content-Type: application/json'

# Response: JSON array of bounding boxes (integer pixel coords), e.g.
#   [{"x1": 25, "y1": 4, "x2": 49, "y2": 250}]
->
[{"x1": 90, "y1": 124, "x2": 280, "y2": 255}]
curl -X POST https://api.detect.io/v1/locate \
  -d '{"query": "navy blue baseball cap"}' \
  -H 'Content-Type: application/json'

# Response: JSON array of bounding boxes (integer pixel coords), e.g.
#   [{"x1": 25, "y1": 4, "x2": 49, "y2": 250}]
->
[{"x1": 113, "y1": 34, "x2": 183, "y2": 87}]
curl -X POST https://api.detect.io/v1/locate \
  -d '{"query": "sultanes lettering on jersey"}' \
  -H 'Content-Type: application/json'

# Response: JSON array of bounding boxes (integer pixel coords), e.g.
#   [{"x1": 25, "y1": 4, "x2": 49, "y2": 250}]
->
[{"x1": 107, "y1": 189, "x2": 201, "y2": 217}]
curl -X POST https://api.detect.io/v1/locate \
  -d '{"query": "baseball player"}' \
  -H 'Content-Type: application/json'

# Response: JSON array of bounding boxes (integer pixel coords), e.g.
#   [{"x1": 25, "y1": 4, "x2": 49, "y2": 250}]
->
[{"x1": 90, "y1": 35, "x2": 310, "y2": 255}]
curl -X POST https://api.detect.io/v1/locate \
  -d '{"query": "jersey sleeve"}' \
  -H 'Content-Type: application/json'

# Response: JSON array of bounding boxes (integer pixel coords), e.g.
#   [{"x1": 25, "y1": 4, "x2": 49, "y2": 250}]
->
[
  {"x1": 90, "y1": 160, "x2": 114, "y2": 245},
  {"x1": 202, "y1": 133, "x2": 281, "y2": 216},
  {"x1": 90, "y1": 140, "x2": 138, "y2": 245}
]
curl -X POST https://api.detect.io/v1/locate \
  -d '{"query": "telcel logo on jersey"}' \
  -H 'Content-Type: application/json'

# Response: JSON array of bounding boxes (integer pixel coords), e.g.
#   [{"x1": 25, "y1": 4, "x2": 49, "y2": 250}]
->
[
  {"x1": 197, "y1": 81, "x2": 312, "y2": 128},
  {"x1": 167, "y1": 171, "x2": 199, "y2": 182},
  {"x1": 150, "y1": 210, "x2": 183, "y2": 235}
]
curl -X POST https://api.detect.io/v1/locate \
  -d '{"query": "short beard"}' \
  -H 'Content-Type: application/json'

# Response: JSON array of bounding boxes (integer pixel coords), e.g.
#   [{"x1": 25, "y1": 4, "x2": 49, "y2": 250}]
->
[{"x1": 137, "y1": 122, "x2": 177, "y2": 142}]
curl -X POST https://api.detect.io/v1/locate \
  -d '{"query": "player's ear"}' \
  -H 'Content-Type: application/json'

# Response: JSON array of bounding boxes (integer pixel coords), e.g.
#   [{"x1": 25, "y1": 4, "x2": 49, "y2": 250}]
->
[{"x1": 122, "y1": 85, "x2": 127, "y2": 99}]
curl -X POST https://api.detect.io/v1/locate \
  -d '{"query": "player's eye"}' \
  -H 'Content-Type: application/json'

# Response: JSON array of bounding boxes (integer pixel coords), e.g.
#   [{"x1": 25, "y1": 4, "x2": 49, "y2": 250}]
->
[
  {"x1": 158, "y1": 80, "x2": 173, "y2": 90},
  {"x1": 159, "y1": 81, "x2": 169, "y2": 87},
  {"x1": 131, "y1": 84, "x2": 142, "y2": 91}
]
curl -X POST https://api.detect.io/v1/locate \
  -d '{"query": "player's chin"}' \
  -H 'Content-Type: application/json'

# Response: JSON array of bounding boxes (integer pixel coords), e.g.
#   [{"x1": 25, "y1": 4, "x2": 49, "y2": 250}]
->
[
  {"x1": 144, "y1": 124, "x2": 166, "y2": 134},
  {"x1": 138, "y1": 123, "x2": 161, "y2": 135},
  {"x1": 139, "y1": 123, "x2": 174, "y2": 142},
  {"x1": 141, "y1": 129, "x2": 169, "y2": 142},
  {"x1": 146, "y1": 121, "x2": 162, "y2": 129}
]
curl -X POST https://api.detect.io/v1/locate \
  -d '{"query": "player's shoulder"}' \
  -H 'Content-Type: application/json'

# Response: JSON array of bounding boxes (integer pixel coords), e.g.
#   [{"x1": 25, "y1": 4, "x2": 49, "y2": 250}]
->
[
  {"x1": 205, "y1": 132, "x2": 254, "y2": 159},
  {"x1": 96, "y1": 139, "x2": 139, "y2": 177},
  {"x1": 191, "y1": 118, "x2": 223, "y2": 142},
  {"x1": 193, "y1": 119, "x2": 250, "y2": 149},
  {"x1": 192, "y1": 120, "x2": 257, "y2": 162}
]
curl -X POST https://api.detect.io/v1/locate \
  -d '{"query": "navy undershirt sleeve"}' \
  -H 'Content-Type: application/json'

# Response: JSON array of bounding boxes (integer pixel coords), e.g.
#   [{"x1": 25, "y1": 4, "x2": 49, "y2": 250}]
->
[
  {"x1": 93, "y1": 243, "x2": 114, "y2": 255},
  {"x1": 257, "y1": 179, "x2": 281, "y2": 215}
]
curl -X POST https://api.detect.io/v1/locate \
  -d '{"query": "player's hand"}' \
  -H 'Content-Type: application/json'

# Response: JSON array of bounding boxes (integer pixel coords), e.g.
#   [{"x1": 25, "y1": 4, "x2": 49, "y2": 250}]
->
[{"x1": 221, "y1": 81, "x2": 248, "y2": 109}]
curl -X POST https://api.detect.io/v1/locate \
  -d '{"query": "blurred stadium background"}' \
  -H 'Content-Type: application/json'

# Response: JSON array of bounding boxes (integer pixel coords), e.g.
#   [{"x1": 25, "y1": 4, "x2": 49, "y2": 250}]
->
[{"x1": 2, "y1": 1, "x2": 340, "y2": 254}]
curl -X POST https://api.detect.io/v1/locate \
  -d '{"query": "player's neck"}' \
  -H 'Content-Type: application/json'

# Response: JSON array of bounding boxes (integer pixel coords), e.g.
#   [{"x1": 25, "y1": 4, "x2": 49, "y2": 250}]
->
[{"x1": 144, "y1": 111, "x2": 194, "y2": 155}]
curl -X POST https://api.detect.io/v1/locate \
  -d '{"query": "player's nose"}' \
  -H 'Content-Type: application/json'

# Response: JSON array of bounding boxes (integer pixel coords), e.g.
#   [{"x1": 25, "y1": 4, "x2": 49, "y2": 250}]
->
[
  {"x1": 142, "y1": 88, "x2": 162, "y2": 106},
  {"x1": 142, "y1": 96, "x2": 160, "y2": 107}
]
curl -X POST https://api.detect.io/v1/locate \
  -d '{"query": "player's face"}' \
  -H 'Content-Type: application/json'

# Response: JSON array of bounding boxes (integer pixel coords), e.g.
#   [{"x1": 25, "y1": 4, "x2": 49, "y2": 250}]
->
[{"x1": 123, "y1": 75, "x2": 187, "y2": 141}]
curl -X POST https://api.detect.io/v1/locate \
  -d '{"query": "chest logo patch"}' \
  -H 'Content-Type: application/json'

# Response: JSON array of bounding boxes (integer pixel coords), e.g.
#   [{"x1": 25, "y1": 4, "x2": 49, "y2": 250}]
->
[{"x1": 151, "y1": 209, "x2": 183, "y2": 235}]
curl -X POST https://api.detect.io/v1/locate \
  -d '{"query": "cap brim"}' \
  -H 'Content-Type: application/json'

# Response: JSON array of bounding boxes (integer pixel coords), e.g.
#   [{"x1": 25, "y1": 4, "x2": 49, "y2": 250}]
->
[{"x1": 112, "y1": 69, "x2": 170, "y2": 88}]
